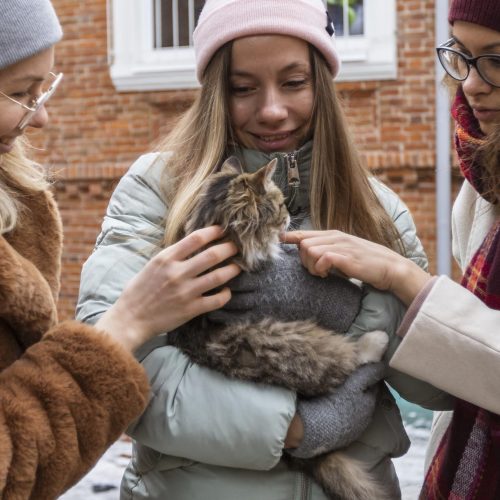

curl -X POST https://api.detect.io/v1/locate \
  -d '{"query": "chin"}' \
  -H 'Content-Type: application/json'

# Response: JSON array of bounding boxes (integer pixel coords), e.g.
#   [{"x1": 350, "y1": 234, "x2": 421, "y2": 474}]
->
[{"x1": 479, "y1": 121, "x2": 499, "y2": 137}]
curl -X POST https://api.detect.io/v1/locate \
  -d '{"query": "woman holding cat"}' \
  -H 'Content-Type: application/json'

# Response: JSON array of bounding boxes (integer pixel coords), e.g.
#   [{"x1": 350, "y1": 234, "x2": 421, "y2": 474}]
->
[
  {"x1": 0, "y1": 0, "x2": 239, "y2": 498},
  {"x1": 77, "y1": 0, "x2": 451, "y2": 498},
  {"x1": 286, "y1": 0, "x2": 500, "y2": 498}
]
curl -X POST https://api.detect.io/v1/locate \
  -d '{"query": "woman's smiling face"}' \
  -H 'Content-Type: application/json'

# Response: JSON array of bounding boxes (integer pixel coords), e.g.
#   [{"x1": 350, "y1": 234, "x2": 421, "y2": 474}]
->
[
  {"x1": 229, "y1": 34, "x2": 314, "y2": 153},
  {"x1": 0, "y1": 47, "x2": 54, "y2": 154},
  {"x1": 452, "y1": 21, "x2": 500, "y2": 136}
]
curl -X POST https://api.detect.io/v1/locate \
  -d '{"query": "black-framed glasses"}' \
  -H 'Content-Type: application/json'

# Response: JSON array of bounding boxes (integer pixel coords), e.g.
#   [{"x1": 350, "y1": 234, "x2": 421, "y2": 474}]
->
[
  {"x1": 436, "y1": 39, "x2": 500, "y2": 88},
  {"x1": 0, "y1": 72, "x2": 63, "y2": 131}
]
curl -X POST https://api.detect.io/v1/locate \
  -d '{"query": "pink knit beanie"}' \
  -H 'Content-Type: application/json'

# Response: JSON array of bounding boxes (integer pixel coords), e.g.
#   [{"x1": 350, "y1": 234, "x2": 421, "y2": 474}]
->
[
  {"x1": 193, "y1": 0, "x2": 340, "y2": 82},
  {"x1": 448, "y1": 0, "x2": 500, "y2": 33}
]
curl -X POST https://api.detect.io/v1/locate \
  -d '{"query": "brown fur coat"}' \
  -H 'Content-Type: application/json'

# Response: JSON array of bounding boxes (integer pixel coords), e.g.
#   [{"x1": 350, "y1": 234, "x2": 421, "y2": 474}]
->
[{"x1": 0, "y1": 189, "x2": 149, "y2": 499}]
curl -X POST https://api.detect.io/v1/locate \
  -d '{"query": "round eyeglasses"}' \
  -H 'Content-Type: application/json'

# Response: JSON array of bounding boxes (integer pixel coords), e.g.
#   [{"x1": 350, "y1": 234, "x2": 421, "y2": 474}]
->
[
  {"x1": 436, "y1": 39, "x2": 500, "y2": 88},
  {"x1": 0, "y1": 72, "x2": 63, "y2": 131}
]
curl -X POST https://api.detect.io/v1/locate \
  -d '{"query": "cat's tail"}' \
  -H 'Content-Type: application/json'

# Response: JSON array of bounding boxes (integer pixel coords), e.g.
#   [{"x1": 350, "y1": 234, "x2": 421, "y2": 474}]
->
[{"x1": 313, "y1": 451, "x2": 387, "y2": 500}]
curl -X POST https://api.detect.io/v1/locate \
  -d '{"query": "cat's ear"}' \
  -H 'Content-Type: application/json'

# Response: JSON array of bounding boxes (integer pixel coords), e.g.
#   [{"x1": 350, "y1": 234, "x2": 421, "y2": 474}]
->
[
  {"x1": 264, "y1": 158, "x2": 278, "y2": 182},
  {"x1": 220, "y1": 156, "x2": 243, "y2": 175},
  {"x1": 253, "y1": 158, "x2": 277, "y2": 188},
  {"x1": 253, "y1": 158, "x2": 278, "y2": 193}
]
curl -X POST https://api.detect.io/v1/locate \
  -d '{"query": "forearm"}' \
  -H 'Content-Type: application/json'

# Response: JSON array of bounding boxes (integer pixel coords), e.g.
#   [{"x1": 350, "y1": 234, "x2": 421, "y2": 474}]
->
[
  {"x1": 389, "y1": 257, "x2": 433, "y2": 307},
  {"x1": 0, "y1": 320, "x2": 149, "y2": 499}
]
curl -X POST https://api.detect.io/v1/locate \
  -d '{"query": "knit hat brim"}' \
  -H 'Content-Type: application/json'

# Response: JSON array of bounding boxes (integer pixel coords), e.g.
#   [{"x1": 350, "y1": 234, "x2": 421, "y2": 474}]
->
[
  {"x1": 194, "y1": 0, "x2": 340, "y2": 82},
  {"x1": 448, "y1": 0, "x2": 500, "y2": 33}
]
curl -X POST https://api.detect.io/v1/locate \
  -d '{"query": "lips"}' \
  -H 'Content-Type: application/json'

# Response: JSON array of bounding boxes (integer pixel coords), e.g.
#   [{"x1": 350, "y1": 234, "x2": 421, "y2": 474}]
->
[
  {"x1": 253, "y1": 132, "x2": 293, "y2": 142},
  {"x1": 0, "y1": 137, "x2": 17, "y2": 153},
  {"x1": 472, "y1": 107, "x2": 500, "y2": 122}
]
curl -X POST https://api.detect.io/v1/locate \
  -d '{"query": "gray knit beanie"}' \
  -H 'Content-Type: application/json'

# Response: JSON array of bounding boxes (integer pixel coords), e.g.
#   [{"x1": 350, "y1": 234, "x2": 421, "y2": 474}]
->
[{"x1": 0, "y1": 0, "x2": 63, "y2": 70}]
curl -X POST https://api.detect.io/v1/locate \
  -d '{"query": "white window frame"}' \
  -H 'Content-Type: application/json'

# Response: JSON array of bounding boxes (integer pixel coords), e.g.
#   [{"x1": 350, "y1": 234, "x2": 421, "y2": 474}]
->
[{"x1": 108, "y1": 0, "x2": 397, "y2": 92}]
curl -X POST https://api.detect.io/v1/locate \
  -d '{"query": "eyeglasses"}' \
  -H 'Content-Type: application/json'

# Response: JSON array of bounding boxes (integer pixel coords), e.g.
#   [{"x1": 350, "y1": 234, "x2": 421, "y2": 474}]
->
[
  {"x1": 436, "y1": 39, "x2": 500, "y2": 88},
  {"x1": 0, "y1": 72, "x2": 63, "y2": 130}
]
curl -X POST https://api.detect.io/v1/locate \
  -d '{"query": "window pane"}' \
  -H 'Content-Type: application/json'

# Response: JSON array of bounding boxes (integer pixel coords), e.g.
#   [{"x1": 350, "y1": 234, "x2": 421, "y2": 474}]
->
[
  {"x1": 326, "y1": 0, "x2": 364, "y2": 36},
  {"x1": 154, "y1": 0, "x2": 204, "y2": 48}
]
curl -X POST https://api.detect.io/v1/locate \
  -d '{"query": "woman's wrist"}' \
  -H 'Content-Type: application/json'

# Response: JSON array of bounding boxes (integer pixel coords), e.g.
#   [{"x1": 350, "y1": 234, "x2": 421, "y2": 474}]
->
[
  {"x1": 95, "y1": 305, "x2": 145, "y2": 353},
  {"x1": 391, "y1": 258, "x2": 433, "y2": 307}
]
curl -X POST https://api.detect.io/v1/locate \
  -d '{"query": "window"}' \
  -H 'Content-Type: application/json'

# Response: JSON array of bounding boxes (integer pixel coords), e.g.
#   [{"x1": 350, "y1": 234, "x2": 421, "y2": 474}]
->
[
  {"x1": 328, "y1": 0, "x2": 365, "y2": 37},
  {"x1": 108, "y1": 0, "x2": 397, "y2": 92},
  {"x1": 153, "y1": 0, "x2": 203, "y2": 49}
]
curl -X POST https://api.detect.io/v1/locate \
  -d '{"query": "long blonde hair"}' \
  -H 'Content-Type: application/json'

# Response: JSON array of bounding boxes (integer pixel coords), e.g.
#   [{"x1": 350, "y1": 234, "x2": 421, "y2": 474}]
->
[
  {"x1": 161, "y1": 43, "x2": 402, "y2": 251},
  {"x1": 0, "y1": 139, "x2": 49, "y2": 234}
]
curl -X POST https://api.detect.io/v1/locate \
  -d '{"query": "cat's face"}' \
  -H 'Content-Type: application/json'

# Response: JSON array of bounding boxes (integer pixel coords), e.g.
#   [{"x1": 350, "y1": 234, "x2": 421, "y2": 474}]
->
[{"x1": 185, "y1": 157, "x2": 290, "y2": 271}]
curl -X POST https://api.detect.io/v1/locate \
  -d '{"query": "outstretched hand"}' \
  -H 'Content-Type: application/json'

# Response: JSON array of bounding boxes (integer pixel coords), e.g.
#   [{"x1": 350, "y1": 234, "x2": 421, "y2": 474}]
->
[
  {"x1": 282, "y1": 230, "x2": 431, "y2": 306},
  {"x1": 96, "y1": 226, "x2": 241, "y2": 351}
]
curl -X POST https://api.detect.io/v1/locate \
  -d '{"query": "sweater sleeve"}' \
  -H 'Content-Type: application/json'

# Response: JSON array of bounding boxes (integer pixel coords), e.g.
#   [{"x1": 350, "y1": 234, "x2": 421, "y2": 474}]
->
[{"x1": 0, "y1": 320, "x2": 149, "y2": 500}]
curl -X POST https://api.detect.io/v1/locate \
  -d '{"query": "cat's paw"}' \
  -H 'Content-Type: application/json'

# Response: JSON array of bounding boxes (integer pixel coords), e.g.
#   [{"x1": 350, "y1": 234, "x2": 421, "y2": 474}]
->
[{"x1": 356, "y1": 330, "x2": 389, "y2": 364}]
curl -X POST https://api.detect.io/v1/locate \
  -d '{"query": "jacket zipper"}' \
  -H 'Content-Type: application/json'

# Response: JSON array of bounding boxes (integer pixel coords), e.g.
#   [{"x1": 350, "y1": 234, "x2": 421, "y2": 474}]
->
[
  {"x1": 299, "y1": 471, "x2": 310, "y2": 500},
  {"x1": 284, "y1": 151, "x2": 301, "y2": 215}
]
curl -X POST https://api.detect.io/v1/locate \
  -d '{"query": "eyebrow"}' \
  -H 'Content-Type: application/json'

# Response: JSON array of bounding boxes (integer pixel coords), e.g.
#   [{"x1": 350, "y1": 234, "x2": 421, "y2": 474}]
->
[
  {"x1": 231, "y1": 62, "x2": 310, "y2": 77},
  {"x1": 453, "y1": 35, "x2": 500, "y2": 52}
]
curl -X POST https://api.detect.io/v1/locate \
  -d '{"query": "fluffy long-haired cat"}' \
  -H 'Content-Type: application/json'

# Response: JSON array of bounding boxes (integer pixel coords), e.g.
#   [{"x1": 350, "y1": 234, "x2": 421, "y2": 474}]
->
[{"x1": 167, "y1": 157, "x2": 389, "y2": 500}]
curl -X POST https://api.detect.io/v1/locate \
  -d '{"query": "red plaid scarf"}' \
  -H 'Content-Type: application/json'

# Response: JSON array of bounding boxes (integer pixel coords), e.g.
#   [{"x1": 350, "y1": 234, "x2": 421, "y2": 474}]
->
[{"x1": 420, "y1": 88, "x2": 500, "y2": 500}]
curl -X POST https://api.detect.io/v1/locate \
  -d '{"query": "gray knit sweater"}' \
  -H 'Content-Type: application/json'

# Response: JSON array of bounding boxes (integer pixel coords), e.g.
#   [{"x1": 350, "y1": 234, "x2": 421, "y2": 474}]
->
[{"x1": 210, "y1": 243, "x2": 362, "y2": 334}]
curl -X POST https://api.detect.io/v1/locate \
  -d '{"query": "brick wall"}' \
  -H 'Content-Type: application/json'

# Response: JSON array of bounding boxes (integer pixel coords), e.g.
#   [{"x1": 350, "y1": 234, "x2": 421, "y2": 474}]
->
[{"x1": 29, "y1": 0, "x2": 461, "y2": 320}]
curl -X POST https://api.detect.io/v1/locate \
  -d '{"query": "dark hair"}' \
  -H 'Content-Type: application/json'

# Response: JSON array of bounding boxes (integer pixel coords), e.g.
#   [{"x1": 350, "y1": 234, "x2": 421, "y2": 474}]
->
[{"x1": 478, "y1": 125, "x2": 500, "y2": 202}]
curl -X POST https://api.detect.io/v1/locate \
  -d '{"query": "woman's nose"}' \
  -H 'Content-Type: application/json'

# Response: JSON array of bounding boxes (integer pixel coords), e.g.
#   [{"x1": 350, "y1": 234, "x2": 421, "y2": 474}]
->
[
  {"x1": 462, "y1": 65, "x2": 492, "y2": 96},
  {"x1": 27, "y1": 105, "x2": 49, "y2": 129},
  {"x1": 256, "y1": 90, "x2": 288, "y2": 124}
]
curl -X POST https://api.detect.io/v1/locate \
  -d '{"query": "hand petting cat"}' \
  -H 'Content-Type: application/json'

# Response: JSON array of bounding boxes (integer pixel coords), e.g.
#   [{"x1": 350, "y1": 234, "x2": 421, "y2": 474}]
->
[
  {"x1": 283, "y1": 229, "x2": 432, "y2": 307},
  {"x1": 97, "y1": 225, "x2": 241, "y2": 351}
]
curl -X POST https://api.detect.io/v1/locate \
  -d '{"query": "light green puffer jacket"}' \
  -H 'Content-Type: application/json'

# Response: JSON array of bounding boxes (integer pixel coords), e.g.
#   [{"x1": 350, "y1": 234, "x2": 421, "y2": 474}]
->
[{"x1": 76, "y1": 144, "x2": 453, "y2": 500}]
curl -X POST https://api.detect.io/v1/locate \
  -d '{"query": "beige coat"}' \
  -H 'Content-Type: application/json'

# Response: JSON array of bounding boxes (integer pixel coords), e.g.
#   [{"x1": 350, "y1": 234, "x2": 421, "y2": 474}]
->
[
  {"x1": 390, "y1": 179, "x2": 500, "y2": 470},
  {"x1": 0, "y1": 188, "x2": 149, "y2": 499}
]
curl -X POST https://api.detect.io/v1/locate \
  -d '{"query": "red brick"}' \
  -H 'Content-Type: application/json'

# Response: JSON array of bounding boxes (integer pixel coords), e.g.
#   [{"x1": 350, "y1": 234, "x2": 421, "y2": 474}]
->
[{"x1": 31, "y1": 0, "x2": 461, "y2": 320}]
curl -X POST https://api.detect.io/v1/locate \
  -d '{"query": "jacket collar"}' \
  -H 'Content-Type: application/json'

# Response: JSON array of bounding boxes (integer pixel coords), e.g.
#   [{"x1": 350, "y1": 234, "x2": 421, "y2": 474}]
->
[{"x1": 227, "y1": 141, "x2": 312, "y2": 217}]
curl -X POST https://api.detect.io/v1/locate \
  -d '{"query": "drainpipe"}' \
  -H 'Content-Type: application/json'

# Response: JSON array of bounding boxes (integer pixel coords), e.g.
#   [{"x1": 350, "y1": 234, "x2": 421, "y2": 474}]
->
[{"x1": 435, "y1": 0, "x2": 451, "y2": 276}]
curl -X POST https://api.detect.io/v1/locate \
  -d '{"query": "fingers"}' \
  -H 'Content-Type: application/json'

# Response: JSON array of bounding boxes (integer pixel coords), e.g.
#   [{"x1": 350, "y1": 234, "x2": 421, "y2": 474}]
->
[
  {"x1": 191, "y1": 262, "x2": 241, "y2": 297},
  {"x1": 184, "y1": 241, "x2": 239, "y2": 278},
  {"x1": 281, "y1": 230, "x2": 322, "y2": 244},
  {"x1": 283, "y1": 230, "x2": 388, "y2": 285},
  {"x1": 197, "y1": 287, "x2": 233, "y2": 313},
  {"x1": 166, "y1": 225, "x2": 226, "y2": 261},
  {"x1": 153, "y1": 227, "x2": 239, "y2": 281},
  {"x1": 315, "y1": 252, "x2": 354, "y2": 278},
  {"x1": 150, "y1": 228, "x2": 241, "y2": 319}
]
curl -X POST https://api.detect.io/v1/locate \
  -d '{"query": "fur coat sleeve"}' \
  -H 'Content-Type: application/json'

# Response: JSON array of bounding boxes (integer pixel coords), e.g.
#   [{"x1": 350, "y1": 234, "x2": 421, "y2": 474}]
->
[
  {"x1": 0, "y1": 189, "x2": 150, "y2": 499},
  {"x1": 0, "y1": 321, "x2": 149, "y2": 500}
]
